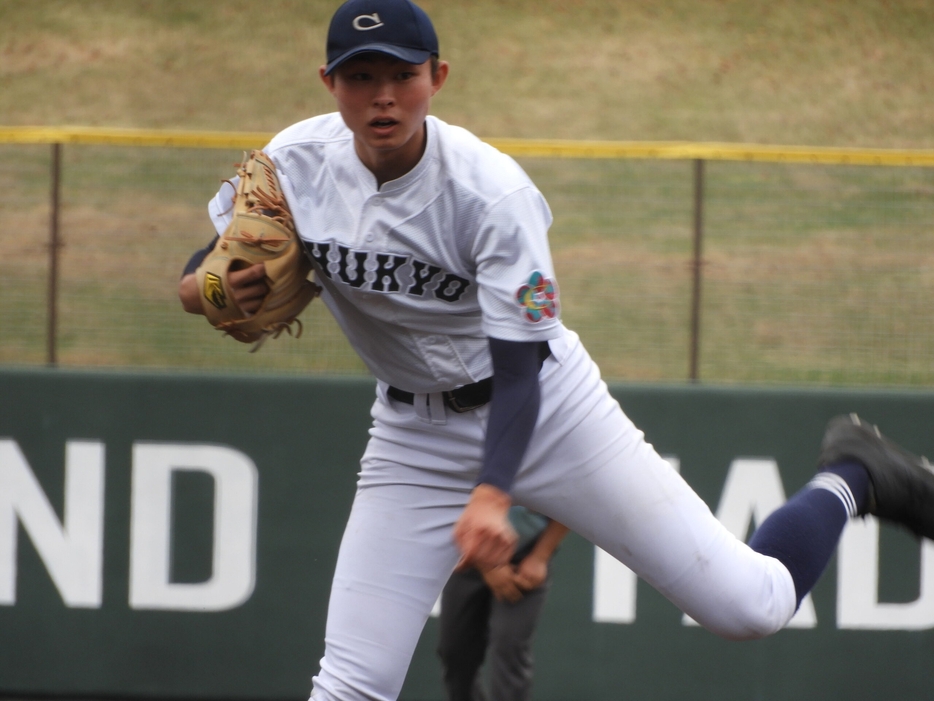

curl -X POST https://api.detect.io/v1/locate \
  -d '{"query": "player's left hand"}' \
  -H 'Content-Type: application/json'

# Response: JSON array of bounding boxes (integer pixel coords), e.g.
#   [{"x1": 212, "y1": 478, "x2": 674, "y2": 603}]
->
[{"x1": 453, "y1": 484, "x2": 517, "y2": 572}]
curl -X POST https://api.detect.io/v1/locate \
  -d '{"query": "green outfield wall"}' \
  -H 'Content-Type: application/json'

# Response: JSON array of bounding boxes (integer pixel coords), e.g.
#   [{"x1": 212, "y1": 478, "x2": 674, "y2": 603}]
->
[{"x1": 1, "y1": 369, "x2": 933, "y2": 701}]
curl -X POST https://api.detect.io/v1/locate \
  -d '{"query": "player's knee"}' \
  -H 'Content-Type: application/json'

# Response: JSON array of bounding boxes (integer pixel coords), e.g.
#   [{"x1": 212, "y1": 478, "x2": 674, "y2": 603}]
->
[
  {"x1": 686, "y1": 577, "x2": 794, "y2": 640},
  {"x1": 718, "y1": 612, "x2": 784, "y2": 641},
  {"x1": 686, "y1": 544, "x2": 798, "y2": 641},
  {"x1": 698, "y1": 598, "x2": 789, "y2": 641}
]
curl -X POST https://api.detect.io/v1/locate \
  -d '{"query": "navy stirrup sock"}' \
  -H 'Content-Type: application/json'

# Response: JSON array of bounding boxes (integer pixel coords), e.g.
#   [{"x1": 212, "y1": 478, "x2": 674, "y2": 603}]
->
[{"x1": 748, "y1": 461, "x2": 870, "y2": 607}]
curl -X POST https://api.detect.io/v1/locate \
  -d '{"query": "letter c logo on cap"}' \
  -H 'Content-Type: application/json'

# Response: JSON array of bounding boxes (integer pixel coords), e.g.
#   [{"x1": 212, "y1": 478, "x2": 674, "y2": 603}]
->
[{"x1": 353, "y1": 13, "x2": 384, "y2": 31}]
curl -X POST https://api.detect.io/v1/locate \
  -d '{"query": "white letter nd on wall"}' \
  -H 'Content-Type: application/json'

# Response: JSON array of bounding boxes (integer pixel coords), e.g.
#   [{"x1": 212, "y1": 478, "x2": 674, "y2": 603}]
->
[
  {"x1": 129, "y1": 443, "x2": 258, "y2": 611},
  {"x1": 0, "y1": 440, "x2": 105, "y2": 608}
]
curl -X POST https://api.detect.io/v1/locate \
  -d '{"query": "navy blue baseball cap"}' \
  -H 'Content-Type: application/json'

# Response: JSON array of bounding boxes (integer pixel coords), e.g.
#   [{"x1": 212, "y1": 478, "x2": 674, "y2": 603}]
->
[{"x1": 324, "y1": 0, "x2": 439, "y2": 75}]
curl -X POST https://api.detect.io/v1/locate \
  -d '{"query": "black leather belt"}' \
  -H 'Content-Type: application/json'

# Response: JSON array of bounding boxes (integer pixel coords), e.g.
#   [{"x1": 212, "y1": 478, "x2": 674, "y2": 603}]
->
[
  {"x1": 387, "y1": 342, "x2": 551, "y2": 414},
  {"x1": 388, "y1": 377, "x2": 494, "y2": 413}
]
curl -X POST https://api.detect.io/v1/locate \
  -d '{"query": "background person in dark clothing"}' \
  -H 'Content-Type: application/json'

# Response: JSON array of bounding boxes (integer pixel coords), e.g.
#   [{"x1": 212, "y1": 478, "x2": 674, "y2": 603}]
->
[{"x1": 437, "y1": 507, "x2": 569, "y2": 701}]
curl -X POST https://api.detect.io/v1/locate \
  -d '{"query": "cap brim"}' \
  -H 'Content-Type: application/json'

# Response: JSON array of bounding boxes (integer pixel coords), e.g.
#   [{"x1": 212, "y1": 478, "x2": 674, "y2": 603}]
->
[{"x1": 324, "y1": 44, "x2": 433, "y2": 75}]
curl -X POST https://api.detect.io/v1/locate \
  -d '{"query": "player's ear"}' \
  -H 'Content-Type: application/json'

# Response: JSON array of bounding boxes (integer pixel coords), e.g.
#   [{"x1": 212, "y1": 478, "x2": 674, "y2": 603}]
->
[
  {"x1": 319, "y1": 65, "x2": 336, "y2": 93},
  {"x1": 431, "y1": 59, "x2": 449, "y2": 95}
]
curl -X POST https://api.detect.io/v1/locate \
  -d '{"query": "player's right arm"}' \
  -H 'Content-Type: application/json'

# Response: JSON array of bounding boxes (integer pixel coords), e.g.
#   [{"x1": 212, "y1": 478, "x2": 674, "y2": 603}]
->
[{"x1": 452, "y1": 338, "x2": 544, "y2": 571}]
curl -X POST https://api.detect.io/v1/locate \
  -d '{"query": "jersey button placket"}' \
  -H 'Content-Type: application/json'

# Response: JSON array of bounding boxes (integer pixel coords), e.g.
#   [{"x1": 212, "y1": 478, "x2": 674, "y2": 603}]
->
[{"x1": 361, "y1": 196, "x2": 385, "y2": 246}]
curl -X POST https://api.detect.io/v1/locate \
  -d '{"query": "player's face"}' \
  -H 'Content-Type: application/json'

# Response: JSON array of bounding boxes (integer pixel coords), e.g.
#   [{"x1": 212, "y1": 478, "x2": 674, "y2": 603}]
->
[{"x1": 321, "y1": 53, "x2": 448, "y2": 183}]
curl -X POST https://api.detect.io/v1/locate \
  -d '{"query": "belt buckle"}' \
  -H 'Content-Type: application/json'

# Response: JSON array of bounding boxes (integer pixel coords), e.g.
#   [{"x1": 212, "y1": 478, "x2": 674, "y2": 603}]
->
[{"x1": 443, "y1": 391, "x2": 483, "y2": 414}]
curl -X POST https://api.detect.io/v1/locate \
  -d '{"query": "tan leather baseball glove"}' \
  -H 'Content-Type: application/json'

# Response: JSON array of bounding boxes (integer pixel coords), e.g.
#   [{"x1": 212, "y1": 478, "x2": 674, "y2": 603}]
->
[{"x1": 196, "y1": 150, "x2": 320, "y2": 350}]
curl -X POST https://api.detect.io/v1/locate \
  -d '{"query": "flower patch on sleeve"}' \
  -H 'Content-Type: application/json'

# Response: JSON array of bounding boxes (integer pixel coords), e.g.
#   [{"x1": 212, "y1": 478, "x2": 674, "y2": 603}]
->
[{"x1": 516, "y1": 271, "x2": 559, "y2": 323}]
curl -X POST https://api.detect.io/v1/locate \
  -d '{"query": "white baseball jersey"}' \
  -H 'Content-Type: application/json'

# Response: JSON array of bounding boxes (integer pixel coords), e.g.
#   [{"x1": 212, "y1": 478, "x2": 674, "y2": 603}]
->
[{"x1": 209, "y1": 113, "x2": 564, "y2": 393}]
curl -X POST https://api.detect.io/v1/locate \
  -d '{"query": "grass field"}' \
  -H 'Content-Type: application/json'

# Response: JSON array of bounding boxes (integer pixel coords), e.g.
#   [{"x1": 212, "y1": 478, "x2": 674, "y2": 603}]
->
[
  {"x1": 2, "y1": 0, "x2": 933, "y2": 146},
  {"x1": 1, "y1": 1, "x2": 933, "y2": 386}
]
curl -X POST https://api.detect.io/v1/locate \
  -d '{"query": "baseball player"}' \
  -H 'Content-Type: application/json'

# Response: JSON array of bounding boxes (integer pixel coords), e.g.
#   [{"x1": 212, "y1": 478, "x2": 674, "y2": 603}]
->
[{"x1": 178, "y1": 1, "x2": 934, "y2": 700}]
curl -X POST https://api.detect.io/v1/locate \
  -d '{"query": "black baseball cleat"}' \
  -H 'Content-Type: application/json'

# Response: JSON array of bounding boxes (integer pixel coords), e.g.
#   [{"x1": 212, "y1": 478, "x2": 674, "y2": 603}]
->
[{"x1": 819, "y1": 413, "x2": 934, "y2": 540}]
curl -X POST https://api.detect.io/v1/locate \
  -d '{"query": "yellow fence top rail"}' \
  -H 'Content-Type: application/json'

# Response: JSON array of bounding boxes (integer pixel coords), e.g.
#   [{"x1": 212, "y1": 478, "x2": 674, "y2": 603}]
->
[
  {"x1": 484, "y1": 138, "x2": 934, "y2": 167},
  {"x1": 2, "y1": 126, "x2": 934, "y2": 167},
  {"x1": 0, "y1": 126, "x2": 273, "y2": 150}
]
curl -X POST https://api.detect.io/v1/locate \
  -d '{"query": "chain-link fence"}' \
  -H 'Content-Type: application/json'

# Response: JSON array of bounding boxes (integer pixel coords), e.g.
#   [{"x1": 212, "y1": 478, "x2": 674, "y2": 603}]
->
[{"x1": 2, "y1": 129, "x2": 933, "y2": 386}]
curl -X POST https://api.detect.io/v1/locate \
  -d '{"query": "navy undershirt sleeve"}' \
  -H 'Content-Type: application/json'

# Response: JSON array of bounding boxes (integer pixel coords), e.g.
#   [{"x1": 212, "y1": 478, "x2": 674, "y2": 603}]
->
[
  {"x1": 181, "y1": 236, "x2": 219, "y2": 277},
  {"x1": 476, "y1": 338, "x2": 544, "y2": 493}
]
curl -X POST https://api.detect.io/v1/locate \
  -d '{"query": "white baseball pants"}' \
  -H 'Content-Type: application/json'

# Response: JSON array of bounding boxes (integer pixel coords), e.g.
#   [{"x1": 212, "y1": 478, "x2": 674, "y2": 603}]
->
[{"x1": 309, "y1": 329, "x2": 796, "y2": 701}]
